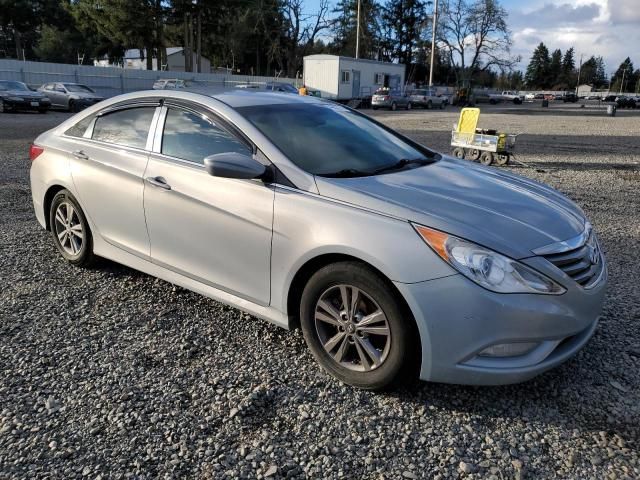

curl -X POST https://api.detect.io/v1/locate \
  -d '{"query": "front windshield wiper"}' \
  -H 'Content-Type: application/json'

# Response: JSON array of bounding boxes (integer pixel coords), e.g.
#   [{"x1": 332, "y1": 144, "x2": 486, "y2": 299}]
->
[
  {"x1": 372, "y1": 158, "x2": 433, "y2": 175},
  {"x1": 320, "y1": 168, "x2": 372, "y2": 178}
]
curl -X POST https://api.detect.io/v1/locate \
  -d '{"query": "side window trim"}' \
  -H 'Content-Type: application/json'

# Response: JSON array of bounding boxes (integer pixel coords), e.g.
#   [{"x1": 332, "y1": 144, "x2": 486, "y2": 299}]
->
[{"x1": 152, "y1": 103, "x2": 255, "y2": 167}]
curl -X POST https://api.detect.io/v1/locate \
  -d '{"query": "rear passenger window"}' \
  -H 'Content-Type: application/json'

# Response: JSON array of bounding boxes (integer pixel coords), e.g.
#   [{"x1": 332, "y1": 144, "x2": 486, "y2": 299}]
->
[
  {"x1": 65, "y1": 115, "x2": 94, "y2": 138},
  {"x1": 161, "y1": 108, "x2": 250, "y2": 164},
  {"x1": 92, "y1": 107, "x2": 155, "y2": 149}
]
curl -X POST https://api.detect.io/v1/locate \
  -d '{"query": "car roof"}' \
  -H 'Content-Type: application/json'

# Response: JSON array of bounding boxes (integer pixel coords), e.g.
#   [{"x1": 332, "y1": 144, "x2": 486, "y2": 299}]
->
[{"x1": 185, "y1": 88, "x2": 323, "y2": 108}]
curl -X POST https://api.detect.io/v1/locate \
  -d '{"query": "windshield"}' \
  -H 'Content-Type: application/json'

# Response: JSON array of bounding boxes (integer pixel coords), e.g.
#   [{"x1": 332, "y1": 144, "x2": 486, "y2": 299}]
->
[
  {"x1": 0, "y1": 81, "x2": 28, "y2": 91},
  {"x1": 64, "y1": 84, "x2": 94, "y2": 93},
  {"x1": 237, "y1": 102, "x2": 433, "y2": 176}
]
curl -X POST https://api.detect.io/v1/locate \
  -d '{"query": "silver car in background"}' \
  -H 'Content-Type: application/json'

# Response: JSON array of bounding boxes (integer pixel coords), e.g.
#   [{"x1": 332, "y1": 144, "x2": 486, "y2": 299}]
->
[
  {"x1": 29, "y1": 90, "x2": 606, "y2": 390},
  {"x1": 409, "y1": 88, "x2": 447, "y2": 109},
  {"x1": 38, "y1": 83, "x2": 104, "y2": 112},
  {"x1": 371, "y1": 88, "x2": 411, "y2": 111}
]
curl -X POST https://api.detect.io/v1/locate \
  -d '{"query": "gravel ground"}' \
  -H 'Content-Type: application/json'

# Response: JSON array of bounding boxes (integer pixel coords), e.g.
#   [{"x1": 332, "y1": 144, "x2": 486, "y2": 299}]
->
[{"x1": 1, "y1": 107, "x2": 639, "y2": 479}]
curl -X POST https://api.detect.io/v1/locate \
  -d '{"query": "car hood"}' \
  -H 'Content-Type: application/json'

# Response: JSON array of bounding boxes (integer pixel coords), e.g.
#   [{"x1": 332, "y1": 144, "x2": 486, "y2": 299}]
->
[
  {"x1": 314, "y1": 156, "x2": 586, "y2": 259},
  {"x1": 2, "y1": 89, "x2": 47, "y2": 98}
]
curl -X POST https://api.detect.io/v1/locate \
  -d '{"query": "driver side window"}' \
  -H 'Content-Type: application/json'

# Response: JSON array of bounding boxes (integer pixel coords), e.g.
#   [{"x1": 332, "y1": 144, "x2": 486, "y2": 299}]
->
[{"x1": 161, "y1": 107, "x2": 251, "y2": 165}]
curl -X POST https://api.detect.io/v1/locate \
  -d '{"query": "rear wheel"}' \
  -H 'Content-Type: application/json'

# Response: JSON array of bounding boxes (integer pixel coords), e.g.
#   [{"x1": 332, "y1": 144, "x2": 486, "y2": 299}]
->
[
  {"x1": 452, "y1": 147, "x2": 465, "y2": 159},
  {"x1": 68, "y1": 100, "x2": 76, "y2": 112},
  {"x1": 300, "y1": 262, "x2": 418, "y2": 390},
  {"x1": 495, "y1": 153, "x2": 510, "y2": 166},
  {"x1": 406, "y1": 102, "x2": 412, "y2": 111},
  {"x1": 49, "y1": 190, "x2": 95, "y2": 267},
  {"x1": 426, "y1": 100, "x2": 432, "y2": 109},
  {"x1": 479, "y1": 151, "x2": 494, "y2": 166},
  {"x1": 391, "y1": 102, "x2": 397, "y2": 111},
  {"x1": 439, "y1": 101, "x2": 445, "y2": 109}
]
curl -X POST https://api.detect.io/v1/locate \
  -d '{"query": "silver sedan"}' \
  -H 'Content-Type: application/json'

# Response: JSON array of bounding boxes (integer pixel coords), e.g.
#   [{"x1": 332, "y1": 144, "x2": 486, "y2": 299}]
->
[{"x1": 29, "y1": 90, "x2": 606, "y2": 390}]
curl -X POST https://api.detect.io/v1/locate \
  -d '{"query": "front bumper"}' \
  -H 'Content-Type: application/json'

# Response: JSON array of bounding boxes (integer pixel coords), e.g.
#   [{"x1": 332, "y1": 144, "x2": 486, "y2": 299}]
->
[
  {"x1": 3, "y1": 98, "x2": 51, "y2": 110},
  {"x1": 395, "y1": 267, "x2": 606, "y2": 385}
]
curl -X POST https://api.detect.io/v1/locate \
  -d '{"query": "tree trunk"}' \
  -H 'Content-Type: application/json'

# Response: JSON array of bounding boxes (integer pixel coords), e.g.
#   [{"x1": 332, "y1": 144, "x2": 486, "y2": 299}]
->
[
  {"x1": 196, "y1": 7, "x2": 202, "y2": 73},
  {"x1": 14, "y1": 29, "x2": 22, "y2": 60}
]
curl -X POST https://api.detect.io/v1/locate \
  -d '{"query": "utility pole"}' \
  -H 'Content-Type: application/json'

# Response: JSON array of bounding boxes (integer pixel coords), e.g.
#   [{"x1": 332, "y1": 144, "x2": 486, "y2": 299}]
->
[
  {"x1": 575, "y1": 53, "x2": 583, "y2": 95},
  {"x1": 355, "y1": 0, "x2": 361, "y2": 59},
  {"x1": 428, "y1": 0, "x2": 438, "y2": 88}
]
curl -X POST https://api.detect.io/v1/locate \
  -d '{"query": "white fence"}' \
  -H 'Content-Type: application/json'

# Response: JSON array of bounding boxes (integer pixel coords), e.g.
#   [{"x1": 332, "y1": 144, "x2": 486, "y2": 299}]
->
[{"x1": 0, "y1": 59, "x2": 299, "y2": 98}]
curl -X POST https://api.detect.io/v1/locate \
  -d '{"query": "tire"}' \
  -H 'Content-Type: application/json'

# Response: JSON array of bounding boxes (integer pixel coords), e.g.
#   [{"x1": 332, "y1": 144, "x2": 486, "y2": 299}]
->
[
  {"x1": 38, "y1": 108, "x2": 48, "y2": 114},
  {"x1": 489, "y1": 99, "x2": 497, "y2": 105},
  {"x1": 0, "y1": 99, "x2": 4, "y2": 113},
  {"x1": 391, "y1": 102, "x2": 397, "y2": 111},
  {"x1": 439, "y1": 102, "x2": 445, "y2": 109},
  {"x1": 406, "y1": 102, "x2": 412, "y2": 111},
  {"x1": 467, "y1": 148, "x2": 481, "y2": 161},
  {"x1": 495, "y1": 153, "x2": 510, "y2": 166},
  {"x1": 68, "y1": 100, "x2": 76, "y2": 113},
  {"x1": 426, "y1": 100, "x2": 432, "y2": 110},
  {"x1": 300, "y1": 261, "x2": 418, "y2": 390},
  {"x1": 452, "y1": 147, "x2": 465, "y2": 159},
  {"x1": 49, "y1": 190, "x2": 95, "y2": 267},
  {"x1": 479, "y1": 151, "x2": 494, "y2": 166}
]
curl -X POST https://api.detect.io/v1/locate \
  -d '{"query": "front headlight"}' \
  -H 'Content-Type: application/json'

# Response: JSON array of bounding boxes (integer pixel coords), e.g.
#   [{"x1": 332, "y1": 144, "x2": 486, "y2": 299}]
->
[
  {"x1": 414, "y1": 224, "x2": 565, "y2": 295},
  {"x1": 8, "y1": 96, "x2": 24, "y2": 101}
]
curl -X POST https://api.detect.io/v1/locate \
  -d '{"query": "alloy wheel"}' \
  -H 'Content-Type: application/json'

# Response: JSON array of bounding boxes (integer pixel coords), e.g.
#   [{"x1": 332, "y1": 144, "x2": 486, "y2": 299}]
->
[
  {"x1": 314, "y1": 284, "x2": 391, "y2": 372},
  {"x1": 53, "y1": 201, "x2": 84, "y2": 256}
]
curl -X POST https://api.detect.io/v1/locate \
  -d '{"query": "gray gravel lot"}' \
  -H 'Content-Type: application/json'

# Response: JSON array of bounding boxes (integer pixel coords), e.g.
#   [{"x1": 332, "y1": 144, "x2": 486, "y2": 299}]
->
[{"x1": 1, "y1": 107, "x2": 639, "y2": 479}]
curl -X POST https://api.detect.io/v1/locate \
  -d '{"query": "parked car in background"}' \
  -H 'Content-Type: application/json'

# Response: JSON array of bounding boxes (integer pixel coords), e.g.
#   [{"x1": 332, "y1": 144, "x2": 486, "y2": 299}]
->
[
  {"x1": 534, "y1": 93, "x2": 545, "y2": 100},
  {"x1": 0, "y1": 80, "x2": 51, "y2": 113},
  {"x1": 616, "y1": 96, "x2": 637, "y2": 109},
  {"x1": 603, "y1": 95, "x2": 618, "y2": 103},
  {"x1": 234, "y1": 84, "x2": 260, "y2": 89},
  {"x1": 409, "y1": 89, "x2": 446, "y2": 109},
  {"x1": 265, "y1": 82, "x2": 299, "y2": 94},
  {"x1": 371, "y1": 88, "x2": 411, "y2": 110},
  {"x1": 38, "y1": 83, "x2": 104, "y2": 112},
  {"x1": 563, "y1": 93, "x2": 579, "y2": 103},
  {"x1": 152, "y1": 79, "x2": 186, "y2": 90},
  {"x1": 499, "y1": 91, "x2": 524, "y2": 104},
  {"x1": 524, "y1": 93, "x2": 536, "y2": 101},
  {"x1": 29, "y1": 90, "x2": 607, "y2": 390},
  {"x1": 473, "y1": 91, "x2": 499, "y2": 104}
]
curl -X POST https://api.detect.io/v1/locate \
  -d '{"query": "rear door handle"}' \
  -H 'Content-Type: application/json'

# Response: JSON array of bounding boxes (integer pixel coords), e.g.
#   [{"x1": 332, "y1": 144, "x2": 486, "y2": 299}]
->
[
  {"x1": 145, "y1": 176, "x2": 171, "y2": 191},
  {"x1": 72, "y1": 150, "x2": 88, "y2": 160}
]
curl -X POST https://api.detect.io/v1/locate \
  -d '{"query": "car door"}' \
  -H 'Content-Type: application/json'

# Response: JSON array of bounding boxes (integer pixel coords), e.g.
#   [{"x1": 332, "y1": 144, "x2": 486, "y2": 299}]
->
[
  {"x1": 42, "y1": 84, "x2": 59, "y2": 107},
  {"x1": 68, "y1": 102, "x2": 159, "y2": 258},
  {"x1": 143, "y1": 103, "x2": 274, "y2": 305}
]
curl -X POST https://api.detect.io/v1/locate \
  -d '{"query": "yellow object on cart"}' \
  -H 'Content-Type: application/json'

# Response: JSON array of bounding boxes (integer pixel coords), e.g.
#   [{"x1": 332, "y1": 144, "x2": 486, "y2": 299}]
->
[{"x1": 455, "y1": 108, "x2": 480, "y2": 143}]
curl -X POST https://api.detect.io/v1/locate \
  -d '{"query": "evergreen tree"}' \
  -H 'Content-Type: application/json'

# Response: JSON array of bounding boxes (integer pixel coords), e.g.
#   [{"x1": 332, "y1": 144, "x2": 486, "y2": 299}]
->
[
  {"x1": 549, "y1": 48, "x2": 562, "y2": 87},
  {"x1": 611, "y1": 57, "x2": 635, "y2": 92},
  {"x1": 380, "y1": 0, "x2": 428, "y2": 66},
  {"x1": 525, "y1": 42, "x2": 550, "y2": 88},
  {"x1": 560, "y1": 47, "x2": 576, "y2": 87},
  {"x1": 331, "y1": 0, "x2": 382, "y2": 59}
]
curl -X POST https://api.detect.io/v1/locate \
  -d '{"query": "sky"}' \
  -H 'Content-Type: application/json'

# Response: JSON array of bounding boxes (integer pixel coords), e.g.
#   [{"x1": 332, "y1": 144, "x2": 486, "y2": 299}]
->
[{"x1": 305, "y1": 0, "x2": 640, "y2": 74}]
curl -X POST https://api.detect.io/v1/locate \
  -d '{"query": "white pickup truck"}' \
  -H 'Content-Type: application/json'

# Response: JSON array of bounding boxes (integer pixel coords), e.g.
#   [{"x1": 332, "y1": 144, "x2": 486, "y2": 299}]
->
[{"x1": 497, "y1": 91, "x2": 524, "y2": 104}]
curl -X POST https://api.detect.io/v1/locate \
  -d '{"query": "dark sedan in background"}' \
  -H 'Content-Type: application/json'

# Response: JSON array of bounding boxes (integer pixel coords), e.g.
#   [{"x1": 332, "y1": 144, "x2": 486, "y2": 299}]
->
[{"x1": 0, "y1": 80, "x2": 51, "y2": 113}]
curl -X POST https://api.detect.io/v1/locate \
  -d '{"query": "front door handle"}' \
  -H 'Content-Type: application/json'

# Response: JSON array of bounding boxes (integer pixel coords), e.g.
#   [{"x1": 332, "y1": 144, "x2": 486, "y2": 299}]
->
[
  {"x1": 145, "y1": 176, "x2": 171, "y2": 191},
  {"x1": 72, "y1": 150, "x2": 88, "y2": 160}
]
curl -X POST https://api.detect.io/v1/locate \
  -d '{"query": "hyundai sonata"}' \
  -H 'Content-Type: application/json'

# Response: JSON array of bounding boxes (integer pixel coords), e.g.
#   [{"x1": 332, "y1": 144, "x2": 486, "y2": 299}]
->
[{"x1": 29, "y1": 90, "x2": 606, "y2": 389}]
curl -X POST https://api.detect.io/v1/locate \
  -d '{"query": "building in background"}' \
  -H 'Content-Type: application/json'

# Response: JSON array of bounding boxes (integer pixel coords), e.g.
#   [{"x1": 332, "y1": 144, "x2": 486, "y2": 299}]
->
[
  {"x1": 94, "y1": 47, "x2": 211, "y2": 72},
  {"x1": 303, "y1": 55, "x2": 405, "y2": 101}
]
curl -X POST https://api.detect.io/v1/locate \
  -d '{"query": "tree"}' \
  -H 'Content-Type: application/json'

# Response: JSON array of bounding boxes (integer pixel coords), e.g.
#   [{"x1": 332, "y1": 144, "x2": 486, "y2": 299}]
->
[
  {"x1": 281, "y1": 0, "x2": 332, "y2": 77},
  {"x1": 331, "y1": 0, "x2": 382, "y2": 59},
  {"x1": 437, "y1": 0, "x2": 518, "y2": 87},
  {"x1": 525, "y1": 42, "x2": 550, "y2": 88},
  {"x1": 611, "y1": 57, "x2": 635, "y2": 93},
  {"x1": 381, "y1": 0, "x2": 428, "y2": 66},
  {"x1": 560, "y1": 47, "x2": 576, "y2": 87},
  {"x1": 549, "y1": 48, "x2": 562, "y2": 87}
]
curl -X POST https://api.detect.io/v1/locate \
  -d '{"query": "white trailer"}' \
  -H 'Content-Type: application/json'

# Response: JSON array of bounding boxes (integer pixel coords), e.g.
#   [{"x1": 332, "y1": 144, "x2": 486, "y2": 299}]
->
[{"x1": 303, "y1": 54, "x2": 406, "y2": 101}]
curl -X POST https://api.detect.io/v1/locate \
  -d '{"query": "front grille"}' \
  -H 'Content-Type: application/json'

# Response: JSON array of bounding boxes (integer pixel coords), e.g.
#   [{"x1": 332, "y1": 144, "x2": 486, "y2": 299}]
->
[{"x1": 542, "y1": 231, "x2": 604, "y2": 288}]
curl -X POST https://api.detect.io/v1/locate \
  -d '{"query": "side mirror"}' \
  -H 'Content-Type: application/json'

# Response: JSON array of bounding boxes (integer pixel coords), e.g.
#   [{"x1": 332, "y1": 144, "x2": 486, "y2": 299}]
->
[{"x1": 203, "y1": 152, "x2": 266, "y2": 180}]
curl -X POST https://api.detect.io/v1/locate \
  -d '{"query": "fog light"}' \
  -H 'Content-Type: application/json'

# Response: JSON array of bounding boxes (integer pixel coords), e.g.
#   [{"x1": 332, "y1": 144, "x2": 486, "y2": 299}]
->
[{"x1": 479, "y1": 342, "x2": 538, "y2": 358}]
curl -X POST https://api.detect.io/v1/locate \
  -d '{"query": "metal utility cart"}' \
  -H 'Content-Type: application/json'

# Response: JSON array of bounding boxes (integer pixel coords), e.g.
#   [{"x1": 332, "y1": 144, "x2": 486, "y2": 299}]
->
[{"x1": 450, "y1": 108, "x2": 517, "y2": 166}]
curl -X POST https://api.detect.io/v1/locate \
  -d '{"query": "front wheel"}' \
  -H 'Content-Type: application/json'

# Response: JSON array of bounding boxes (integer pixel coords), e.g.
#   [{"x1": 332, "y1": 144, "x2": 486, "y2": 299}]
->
[
  {"x1": 479, "y1": 151, "x2": 494, "y2": 166},
  {"x1": 49, "y1": 190, "x2": 95, "y2": 267},
  {"x1": 406, "y1": 102, "x2": 412, "y2": 111},
  {"x1": 391, "y1": 102, "x2": 397, "y2": 111},
  {"x1": 300, "y1": 262, "x2": 418, "y2": 390}
]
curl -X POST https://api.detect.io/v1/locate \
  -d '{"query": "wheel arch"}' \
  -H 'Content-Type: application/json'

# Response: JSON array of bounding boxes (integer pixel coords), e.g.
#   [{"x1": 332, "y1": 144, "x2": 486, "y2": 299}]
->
[
  {"x1": 286, "y1": 253, "x2": 418, "y2": 336},
  {"x1": 43, "y1": 185, "x2": 68, "y2": 231}
]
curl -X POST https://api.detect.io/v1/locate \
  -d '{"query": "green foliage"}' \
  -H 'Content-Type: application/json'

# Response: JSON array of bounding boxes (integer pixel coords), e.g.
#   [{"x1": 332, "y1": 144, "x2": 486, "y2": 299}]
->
[{"x1": 525, "y1": 42, "x2": 550, "y2": 88}]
